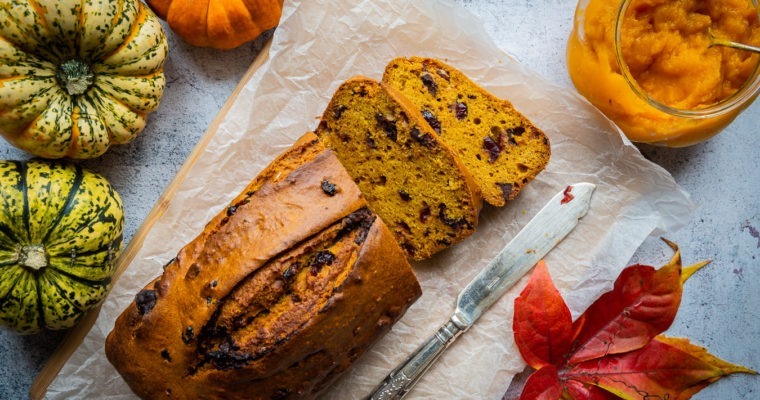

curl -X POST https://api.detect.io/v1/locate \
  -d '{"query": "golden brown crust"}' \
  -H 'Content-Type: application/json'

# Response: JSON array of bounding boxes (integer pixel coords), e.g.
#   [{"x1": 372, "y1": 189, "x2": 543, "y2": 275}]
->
[
  {"x1": 383, "y1": 57, "x2": 551, "y2": 207},
  {"x1": 106, "y1": 133, "x2": 420, "y2": 399},
  {"x1": 316, "y1": 76, "x2": 482, "y2": 260}
]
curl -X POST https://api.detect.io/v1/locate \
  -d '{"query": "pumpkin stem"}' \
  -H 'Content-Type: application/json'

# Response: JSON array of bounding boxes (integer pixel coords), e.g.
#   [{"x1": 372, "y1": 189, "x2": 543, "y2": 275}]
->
[
  {"x1": 56, "y1": 59, "x2": 95, "y2": 96},
  {"x1": 19, "y1": 244, "x2": 48, "y2": 271}
]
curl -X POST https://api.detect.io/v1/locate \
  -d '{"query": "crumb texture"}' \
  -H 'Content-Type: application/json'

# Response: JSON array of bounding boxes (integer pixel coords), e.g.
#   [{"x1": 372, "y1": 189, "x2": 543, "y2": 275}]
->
[
  {"x1": 383, "y1": 57, "x2": 551, "y2": 206},
  {"x1": 316, "y1": 77, "x2": 481, "y2": 260}
]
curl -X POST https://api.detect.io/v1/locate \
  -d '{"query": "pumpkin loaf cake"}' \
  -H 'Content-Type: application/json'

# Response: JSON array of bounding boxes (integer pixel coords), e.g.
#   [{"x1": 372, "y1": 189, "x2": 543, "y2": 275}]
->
[
  {"x1": 383, "y1": 57, "x2": 551, "y2": 207},
  {"x1": 315, "y1": 77, "x2": 482, "y2": 261},
  {"x1": 106, "y1": 133, "x2": 421, "y2": 400}
]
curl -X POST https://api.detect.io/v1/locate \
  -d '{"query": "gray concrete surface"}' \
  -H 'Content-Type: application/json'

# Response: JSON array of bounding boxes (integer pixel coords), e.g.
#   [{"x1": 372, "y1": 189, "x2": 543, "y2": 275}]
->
[{"x1": 1, "y1": 0, "x2": 759, "y2": 398}]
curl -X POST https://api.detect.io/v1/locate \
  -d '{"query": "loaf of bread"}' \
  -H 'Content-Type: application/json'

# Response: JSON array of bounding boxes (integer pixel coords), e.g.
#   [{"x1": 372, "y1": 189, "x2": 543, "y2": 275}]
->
[
  {"x1": 107, "y1": 57, "x2": 550, "y2": 399},
  {"x1": 316, "y1": 76, "x2": 482, "y2": 261},
  {"x1": 105, "y1": 133, "x2": 422, "y2": 400},
  {"x1": 383, "y1": 57, "x2": 551, "y2": 207}
]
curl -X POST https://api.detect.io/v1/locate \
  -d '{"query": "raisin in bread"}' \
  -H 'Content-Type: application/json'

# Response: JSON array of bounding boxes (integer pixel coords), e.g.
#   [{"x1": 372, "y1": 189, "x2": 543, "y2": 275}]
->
[
  {"x1": 105, "y1": 133, "x2": 421, "y2": 400},
  {"x1": 315, "y1": 77, "x2": 482, "y2": 261},
  {"x1": 383, "y1": 57, "x2": 551, "y2": 207}
]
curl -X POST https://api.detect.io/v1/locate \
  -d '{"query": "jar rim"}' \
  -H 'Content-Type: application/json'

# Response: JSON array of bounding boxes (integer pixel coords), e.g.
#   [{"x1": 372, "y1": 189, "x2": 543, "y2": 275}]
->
[{"x1": 614, "y1": 0, "x2": 760, "y2": 119}]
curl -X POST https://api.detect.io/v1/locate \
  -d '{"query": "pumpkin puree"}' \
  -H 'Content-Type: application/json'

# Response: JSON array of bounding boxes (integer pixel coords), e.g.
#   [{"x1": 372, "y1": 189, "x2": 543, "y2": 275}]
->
[{"x1": 568, "y1": 0, "x2": 760, "y2": 146}]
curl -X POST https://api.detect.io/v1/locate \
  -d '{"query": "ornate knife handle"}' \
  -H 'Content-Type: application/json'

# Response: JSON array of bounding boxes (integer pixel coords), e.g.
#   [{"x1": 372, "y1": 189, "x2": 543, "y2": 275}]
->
[{"x1": 368, "y1": 319, "x2": 466, "y2": 400}]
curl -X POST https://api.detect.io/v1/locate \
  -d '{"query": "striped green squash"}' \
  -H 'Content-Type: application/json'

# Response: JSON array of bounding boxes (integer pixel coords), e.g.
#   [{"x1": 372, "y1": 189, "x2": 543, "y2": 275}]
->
[
  {"x1": 0, "y1": 0, "x2": 168, "y2": 159},
  {"x1": 0, "y1": 160, "x2": 124, "y2": 334}
]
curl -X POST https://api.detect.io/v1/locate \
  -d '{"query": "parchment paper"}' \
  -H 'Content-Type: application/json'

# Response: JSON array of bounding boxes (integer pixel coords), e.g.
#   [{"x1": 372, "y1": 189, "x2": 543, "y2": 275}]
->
[{"x1": 46, "y1": 0, "x2": 694, "y2": 398}]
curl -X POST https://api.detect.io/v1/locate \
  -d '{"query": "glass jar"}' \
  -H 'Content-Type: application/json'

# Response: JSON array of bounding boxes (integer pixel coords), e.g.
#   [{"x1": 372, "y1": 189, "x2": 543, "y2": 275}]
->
[{"x1": 567, "y1": 0, "x2": 760, "y2": 147}]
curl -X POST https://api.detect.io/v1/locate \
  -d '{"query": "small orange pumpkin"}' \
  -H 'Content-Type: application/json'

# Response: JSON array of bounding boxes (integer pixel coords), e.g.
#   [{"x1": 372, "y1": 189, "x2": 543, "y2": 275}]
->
[{"x1": 146, "y1": 0, "x2": 284, "y2": 49}]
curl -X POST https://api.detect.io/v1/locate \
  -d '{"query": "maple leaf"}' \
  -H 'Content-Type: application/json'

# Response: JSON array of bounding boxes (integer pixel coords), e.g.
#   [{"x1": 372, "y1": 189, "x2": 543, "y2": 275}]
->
[{"x1": 511, "y1": 239, "x2": 756, "y2": 400}]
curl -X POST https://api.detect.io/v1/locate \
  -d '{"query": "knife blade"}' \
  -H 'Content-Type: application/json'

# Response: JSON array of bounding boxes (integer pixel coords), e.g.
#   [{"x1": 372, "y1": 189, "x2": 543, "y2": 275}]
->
[{"x1": 368, "y1": 182, "x2": 595, "y2": 400}]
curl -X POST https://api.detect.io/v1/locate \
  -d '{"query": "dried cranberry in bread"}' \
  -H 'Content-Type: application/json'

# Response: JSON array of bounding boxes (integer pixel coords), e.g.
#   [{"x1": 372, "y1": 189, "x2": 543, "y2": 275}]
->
[
  {"x1": 316, "y1": 77, "x2": 482, "y2": 261},
  {"x1": 105, "y1": 133, "x2": 421, "y2": 400},
  {"x1": 383, "y1": 57, "x2": 551, "y2": 207}
]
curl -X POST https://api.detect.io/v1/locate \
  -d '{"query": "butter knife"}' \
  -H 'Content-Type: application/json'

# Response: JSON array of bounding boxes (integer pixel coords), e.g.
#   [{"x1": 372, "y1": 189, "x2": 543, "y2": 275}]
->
[{"x1": 368, "y1": 182, "x2": 596, "y2": 400}]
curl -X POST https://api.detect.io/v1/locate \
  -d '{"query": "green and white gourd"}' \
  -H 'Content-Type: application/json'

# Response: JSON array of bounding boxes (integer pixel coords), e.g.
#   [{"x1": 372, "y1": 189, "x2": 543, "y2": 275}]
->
[
  {"x1": 0, "y1": 0, "x2": 168, "y2": 159},
  {"x1": 0, "y1": 160, "x2": 124, "y2": 334}
]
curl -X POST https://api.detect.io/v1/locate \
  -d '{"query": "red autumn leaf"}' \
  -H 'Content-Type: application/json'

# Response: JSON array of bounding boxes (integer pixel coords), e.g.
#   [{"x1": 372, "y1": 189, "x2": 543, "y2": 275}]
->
[
  {"x1": 565, "y1": 336, "x2": 756, "y2": 400},
  {"x1": 651, "y1": 336, "x2": 757, "y2": 399},
  {"x1": 568, "y1": 249, "x2": 683, "y2": 364},
  {"x1": 563, "y1": 380, "x2": 618, "y2": 400},
  {"x1": 518, "y1": 365, "x2": 563, "y2": 400},
  {"x1": 514, "y1": 260, "x2": 573, "y2": 368},
  {"x1": 509, "y1": 239, "x2": 754, "y2": 400}
]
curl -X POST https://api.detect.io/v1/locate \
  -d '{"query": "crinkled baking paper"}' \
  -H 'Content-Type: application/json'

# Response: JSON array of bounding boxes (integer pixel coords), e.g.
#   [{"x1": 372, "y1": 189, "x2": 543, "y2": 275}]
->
[{"x1": 47, "y1": 0, "x2": 694, "y2": 398}]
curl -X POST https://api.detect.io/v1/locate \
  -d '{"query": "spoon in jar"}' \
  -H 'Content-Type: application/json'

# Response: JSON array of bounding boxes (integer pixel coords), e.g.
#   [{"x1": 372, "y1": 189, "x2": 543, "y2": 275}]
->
[{"x1": 708, "y1": 27, "x2": 760, "y2": 54}]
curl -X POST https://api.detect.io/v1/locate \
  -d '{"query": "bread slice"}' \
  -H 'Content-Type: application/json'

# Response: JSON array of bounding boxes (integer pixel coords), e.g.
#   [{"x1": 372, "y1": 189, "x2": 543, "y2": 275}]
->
[
  {"x1": 383, "y1": 57, "x2": 551, "y2": 207},
  {"x1": 316, "y1": 77, "x2": 482, "y2": 261},
  {"x1": 106, "y1": 133, "x2": 421, "y2": 400}
]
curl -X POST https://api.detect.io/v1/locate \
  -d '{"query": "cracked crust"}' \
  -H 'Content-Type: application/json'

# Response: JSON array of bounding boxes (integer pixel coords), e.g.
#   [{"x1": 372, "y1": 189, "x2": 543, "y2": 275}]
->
[{"x1": 106, "y1": 133, "x2": 421, "y2": 400}]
